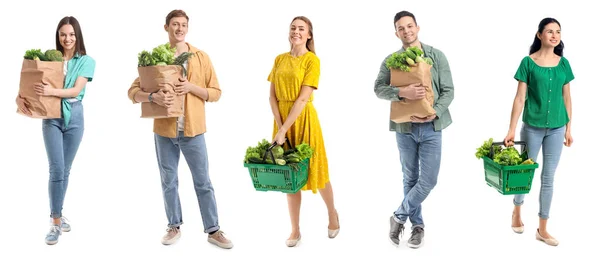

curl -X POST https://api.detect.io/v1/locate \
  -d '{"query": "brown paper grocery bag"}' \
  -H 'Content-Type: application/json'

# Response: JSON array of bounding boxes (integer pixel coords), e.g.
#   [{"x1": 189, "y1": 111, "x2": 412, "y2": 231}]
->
[
  {"x1": 137, "y1": 65, "x2": 185, "y2": 118},
  {"x1": 17, "y1": 59, "x2": 64, "y2": 119},
  {"x1": 389, "y1": 62, "x2": 436, "y2": 123}
]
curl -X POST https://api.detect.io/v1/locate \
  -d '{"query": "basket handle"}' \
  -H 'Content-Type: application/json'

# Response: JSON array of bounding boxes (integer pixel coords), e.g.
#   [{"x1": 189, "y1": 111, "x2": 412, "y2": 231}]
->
[
  {"x1": 263, "y1": 138, "x2": 295, "y2": 163},
  {"x1": 490, "y1": 141, "x2": 527, "y2": 159}
]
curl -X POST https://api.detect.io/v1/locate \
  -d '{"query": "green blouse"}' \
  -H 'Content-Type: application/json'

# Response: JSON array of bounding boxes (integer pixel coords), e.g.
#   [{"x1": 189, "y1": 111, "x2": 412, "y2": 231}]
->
[{"x1": 514, "y1": 56, "x2": 574, "y2": 128}]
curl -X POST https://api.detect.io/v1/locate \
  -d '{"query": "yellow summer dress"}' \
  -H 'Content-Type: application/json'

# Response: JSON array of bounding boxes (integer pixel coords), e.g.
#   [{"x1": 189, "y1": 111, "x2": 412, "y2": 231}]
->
[{"x1": 267, "y1": 51, "x2": 329, "y2": 193}]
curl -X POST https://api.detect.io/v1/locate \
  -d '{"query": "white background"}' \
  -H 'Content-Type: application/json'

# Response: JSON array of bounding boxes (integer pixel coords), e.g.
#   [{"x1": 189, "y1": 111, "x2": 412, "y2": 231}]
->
[{"x1": 1, "y1": 0, "x2": 597, "y2": 256}]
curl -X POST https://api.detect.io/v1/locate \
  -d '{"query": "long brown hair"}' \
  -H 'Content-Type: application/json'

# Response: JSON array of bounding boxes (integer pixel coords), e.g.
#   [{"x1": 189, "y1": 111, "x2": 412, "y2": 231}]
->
[
  {"x1": 290, "y1": 16, "x2": 315, "y2": 54},
  {"x1": 55, "y1": 16, "x2": 86, "y2": 56}
]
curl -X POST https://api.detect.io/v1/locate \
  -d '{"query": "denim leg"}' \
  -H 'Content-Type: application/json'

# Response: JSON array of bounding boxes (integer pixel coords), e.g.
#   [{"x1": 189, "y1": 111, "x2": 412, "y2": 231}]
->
[
  {"x1": 394, "y1": 130, "x2": 419, "y2": 225},
  {"x1": 538, "y1": 126, "x2": 565, "y2": 219},
  {"x1": 43, "y1": 119, "x2": 65, "y2": 219},
  {"x1": 43, "y1": 101, "x2": 84, "y2": 219},
  {"x1": 514, "y1": 124, "x2": 544, "y2": 206},
  {"x1": 179, "y1": 133, "x2": 220, "y2": 233},
  {"x1": 394, "y1": 122, "x2": 442, "y2": 229},
  {"x1": 154, "y1": 133, "x2": 183, "y2": 228},
  {"x1": 60, "y1": 102, "x2": 84, "y2": 211}
]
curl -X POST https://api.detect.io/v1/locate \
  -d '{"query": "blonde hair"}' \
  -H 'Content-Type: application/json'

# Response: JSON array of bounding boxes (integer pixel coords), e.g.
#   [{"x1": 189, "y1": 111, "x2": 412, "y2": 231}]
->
[{"x1": 290, "y1": 16, "x2": 315, "y2": 54}]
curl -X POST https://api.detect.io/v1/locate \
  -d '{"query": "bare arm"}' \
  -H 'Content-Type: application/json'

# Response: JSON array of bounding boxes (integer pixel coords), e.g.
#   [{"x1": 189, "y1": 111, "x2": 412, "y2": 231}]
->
[
  {"x1": 189, "y1": 86, "x2": 209, "y2": 101},
  {"x1": 269, "y1": 83, "x2": 283, "y2": 129},
  {"x1": 46, "y1": 77, "x2": 88, "y2": 98},
  {"x1": 563, "y1": 83, "x2": 572, "y2": 132},
  {"x1": 279, "y1": 85, "x2": 313, "y2": 133},
  {"x1": 507, "y1": 81, "x2": 528, "y2": 134}
]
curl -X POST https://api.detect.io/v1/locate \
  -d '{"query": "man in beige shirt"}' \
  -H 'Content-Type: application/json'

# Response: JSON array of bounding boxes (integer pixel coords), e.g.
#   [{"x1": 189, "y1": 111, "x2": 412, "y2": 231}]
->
[{"x1": 127, "y1": 9, "x2": 232, "y2": 249}]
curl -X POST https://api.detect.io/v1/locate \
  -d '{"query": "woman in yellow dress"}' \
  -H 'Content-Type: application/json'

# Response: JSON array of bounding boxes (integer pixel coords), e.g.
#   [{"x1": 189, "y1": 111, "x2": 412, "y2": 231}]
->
[{"x1": 268, "y1": 16, "x2": 340, "y2": 247}]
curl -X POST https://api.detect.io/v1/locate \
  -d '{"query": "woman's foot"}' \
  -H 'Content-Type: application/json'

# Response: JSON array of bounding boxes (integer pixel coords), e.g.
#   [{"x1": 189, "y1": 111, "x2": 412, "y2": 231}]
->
[
  {"x1": 328, "y1": 210, "x2": 340, "y2": 238},
  {"x1": 511, "y1": 212, "x2": 524, "y2": 233},
  {"x1": 286, "y1": 231, "x2": 301, "y2": 247},
  {"x1": 536, "y1": 229, "x2": 559, "y2": 246}
]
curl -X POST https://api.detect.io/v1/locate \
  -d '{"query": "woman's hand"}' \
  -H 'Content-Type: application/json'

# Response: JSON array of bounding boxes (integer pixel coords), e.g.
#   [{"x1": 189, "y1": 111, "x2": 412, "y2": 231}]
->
[
  {"x1": 34, "y1": 83, "x2": 56, "y2": 96},
  {"x1": 16, "y1": 95, "x2": 32, "y2": 116},
  {"x1": 272, "y1": 130, "x2": 286, "y2": 145},
  {"x1": 504, "y1": 130, "x2": 515, "y2": 147},
  {"x1": 564, "y1": 129, "x2": 573, "y2": 147}
]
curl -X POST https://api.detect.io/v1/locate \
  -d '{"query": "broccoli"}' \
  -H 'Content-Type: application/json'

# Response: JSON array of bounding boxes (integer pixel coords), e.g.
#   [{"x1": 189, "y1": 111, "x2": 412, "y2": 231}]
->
[{"x1": 45, "y1": 49, "x2": 63, "y2": 62}]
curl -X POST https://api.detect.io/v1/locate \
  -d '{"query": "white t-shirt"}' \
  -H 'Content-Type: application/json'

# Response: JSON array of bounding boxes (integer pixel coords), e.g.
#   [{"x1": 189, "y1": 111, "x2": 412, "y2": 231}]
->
[{"x1": 177, "y1": 60, "x2": 188, "y2": 131}]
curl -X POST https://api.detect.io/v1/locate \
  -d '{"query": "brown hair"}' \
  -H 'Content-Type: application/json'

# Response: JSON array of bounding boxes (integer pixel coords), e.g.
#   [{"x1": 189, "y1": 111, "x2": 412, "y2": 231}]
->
[
  {"x1": 166, "y1": 9, "x2": 189, "y2": 25},
  {"x1": 55, "y1": 16, "x2": 86, "y2": 56},
  {"x1": 290, "y1": 16, "x2": 315, "y2": 54}
]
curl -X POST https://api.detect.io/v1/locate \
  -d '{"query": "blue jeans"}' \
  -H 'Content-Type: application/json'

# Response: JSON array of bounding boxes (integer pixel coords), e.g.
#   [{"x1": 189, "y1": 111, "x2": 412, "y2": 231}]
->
[
  {"x1": 154, "y1": 132, "x2": 220, "y2": 233},
  {"x1": 42, "y1": 101, "x2": 84, "y2": 219},
  {"x1": 514, "y1": 123, "x2": 565, "y2": 219},
  {"x1": 393, "y1": 122, "x2": 442, "y2": 229}
]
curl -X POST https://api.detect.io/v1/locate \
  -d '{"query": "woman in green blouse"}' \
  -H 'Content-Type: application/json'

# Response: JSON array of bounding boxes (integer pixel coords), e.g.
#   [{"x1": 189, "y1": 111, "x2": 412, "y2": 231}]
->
[{"x1": 503, "y1": 17, "x2": 574, "y2": 247}]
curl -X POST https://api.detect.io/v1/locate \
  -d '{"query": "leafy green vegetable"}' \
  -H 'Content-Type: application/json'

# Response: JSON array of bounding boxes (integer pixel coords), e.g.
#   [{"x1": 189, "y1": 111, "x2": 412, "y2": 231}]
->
[
  {"x1": 475, "y1": 138, "x2": 502, "y2": 159},
  {"x1": 24, "y1": 48, "x2": 62, "y2": 62},
  {"x1": 494, "y1": 147, "x2": 522, "y2": 166},
  {"x1": 385, "y1": 46, "x2": 434, "y2": 72},
  {"x1": 138, "y1": 50, "x2": 155, "y2": 67},
  {"x1": 475, "y1": 138, "x2": 535, "y2": 166},
  {"x1": 138, "y1": 43, "x2": 176, "y2": 67},
  {"x1": 137, "y1": 43, "x2": 195, "y2": 76},
  {"x1": 243, "y1": 139, "x2": 315, "y2": 170}
]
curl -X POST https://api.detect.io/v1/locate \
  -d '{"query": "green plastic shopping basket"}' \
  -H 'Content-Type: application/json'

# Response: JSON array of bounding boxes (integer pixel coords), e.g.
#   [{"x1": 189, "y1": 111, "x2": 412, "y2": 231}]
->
[
  {"x1": 243, "y1": 139, "x2": 309, "y2": 194},
  {"x1": 482, "y1": 141, "x2": 539, "y2": 195}
]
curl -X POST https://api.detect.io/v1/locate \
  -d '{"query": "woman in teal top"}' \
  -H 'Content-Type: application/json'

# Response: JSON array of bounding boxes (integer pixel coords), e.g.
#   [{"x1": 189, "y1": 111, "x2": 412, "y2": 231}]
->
[
  {"x1": 16, "y1": 16, "x2": 95, "y2": 245},
  {"x1": 503, "y1": 17, "x2": 573, "y2": 247}
]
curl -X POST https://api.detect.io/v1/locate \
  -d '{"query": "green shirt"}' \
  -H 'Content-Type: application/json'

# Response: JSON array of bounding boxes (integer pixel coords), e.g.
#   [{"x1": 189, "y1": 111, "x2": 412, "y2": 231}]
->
[
  {"x1": 514, "y1": 56, "x2": 574, "y2": 128},
  {"x1": 374, "y1": 42, "x2": 454, "y2": 133}
]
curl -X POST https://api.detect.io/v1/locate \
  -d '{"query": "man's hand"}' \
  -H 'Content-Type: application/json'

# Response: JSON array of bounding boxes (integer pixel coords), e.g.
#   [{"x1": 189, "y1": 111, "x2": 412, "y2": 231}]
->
[
  {"x1": 398, "y1": 83, "x2": 426, "y2": 100},
  {"x1": 152, "y1": 90, "x2": 175, "y2": 108},
  {"x1": 175, "y1": 77, "x2": 195, "y2": 96}
]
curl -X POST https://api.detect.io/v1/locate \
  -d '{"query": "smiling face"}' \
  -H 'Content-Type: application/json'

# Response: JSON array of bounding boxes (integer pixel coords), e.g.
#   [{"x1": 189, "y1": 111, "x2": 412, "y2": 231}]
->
[
  {"x1": 394, "y1": 16, "x2": 420, "y2": 46},
  {"x1": 538, "y1": 22, "x2": 561, "y2": 48},
  {"x1": 289, "y1": 19, "x2": 311, "y2": 49},
  {"x1": 58, "y1": 24, "x2": 76, "y2": 51},
  {"x1": 165, "y1": 16, "x2": 188, "y2": 43}
]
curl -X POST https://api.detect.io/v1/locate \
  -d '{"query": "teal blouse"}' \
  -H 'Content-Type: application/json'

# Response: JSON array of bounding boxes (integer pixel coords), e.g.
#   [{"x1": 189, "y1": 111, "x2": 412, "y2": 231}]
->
[{"x1": 63, "y1": 53, "x2": 95, "y2": 127}]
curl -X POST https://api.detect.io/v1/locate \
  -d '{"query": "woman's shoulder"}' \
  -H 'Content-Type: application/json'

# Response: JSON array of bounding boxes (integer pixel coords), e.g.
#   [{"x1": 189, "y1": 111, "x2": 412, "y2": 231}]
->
[{"x1": 77, "y1": 54, "x2": 95, "y2": 64}]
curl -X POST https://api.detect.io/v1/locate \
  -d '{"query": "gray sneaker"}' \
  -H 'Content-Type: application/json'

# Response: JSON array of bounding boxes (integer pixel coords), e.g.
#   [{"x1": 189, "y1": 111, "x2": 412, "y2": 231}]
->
[
  {"x1": 407, "y1": 227, "x2": 424, "y2": 248},
  {"x1": 389, "y1": 216, "x2": 405, "y2": 245}
]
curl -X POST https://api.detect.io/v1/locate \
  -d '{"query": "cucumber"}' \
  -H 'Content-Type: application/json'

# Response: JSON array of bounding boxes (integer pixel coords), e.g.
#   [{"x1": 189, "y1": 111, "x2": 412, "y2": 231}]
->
[
  {"x1": 284, "y1": 153, "x2": 301, "y2": 159},
  {"x1": 248, "y1": 157, "x2": 265, "y2": 164},
  {"x1": 284, "y1": 149, "x2": 296, "y2": 155},
  {"x1": 404, "y1": 49, "x2": 417, "y2": 60},
  {"x1": 286, "y1": 157, "x2": 301, "y2": 163},
  {"x1": 275, "y1": 159, "x2": 286, "y2": 165}
]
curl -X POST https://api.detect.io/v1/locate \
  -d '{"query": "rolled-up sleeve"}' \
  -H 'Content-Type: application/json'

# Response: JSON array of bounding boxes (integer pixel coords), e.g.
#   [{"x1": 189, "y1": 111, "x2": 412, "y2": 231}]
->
[{"x1": 128, "y1": 77, "x2": 141, "y2": 103}]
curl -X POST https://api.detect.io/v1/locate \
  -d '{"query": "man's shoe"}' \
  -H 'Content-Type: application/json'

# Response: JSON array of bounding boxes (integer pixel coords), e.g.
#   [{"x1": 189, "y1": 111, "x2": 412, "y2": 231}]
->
[
  {"x1": 407, "y1": 227, "x2": 424, "y2": 248},
  {"x1": 389, "y1": 216, "x2": 405, "y2": 246}
]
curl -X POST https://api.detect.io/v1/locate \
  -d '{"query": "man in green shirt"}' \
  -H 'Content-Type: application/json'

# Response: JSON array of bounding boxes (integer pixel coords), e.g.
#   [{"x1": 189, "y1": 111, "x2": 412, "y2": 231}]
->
[{"x1": 374, "y1": 10, "x2": 454, "y2": 249}]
